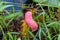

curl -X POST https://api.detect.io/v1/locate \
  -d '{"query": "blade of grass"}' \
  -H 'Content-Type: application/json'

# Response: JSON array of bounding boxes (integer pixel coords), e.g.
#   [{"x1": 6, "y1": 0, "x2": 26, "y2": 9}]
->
[
  {"x1": 7, "y1": 31, "x2": 13, "y2": 40},
  {"x1": 27, "y1": 30, "x2": 35, "y2": 38},
  {"x1": 0, "y1": 5, "x2": 14, "y2": 12},
  {"x1": 58, "y1": 34, "x2": 60, "y2": 40},
  {"x1": 0, "y1": 25, "x2": 7, "y2": 40}
]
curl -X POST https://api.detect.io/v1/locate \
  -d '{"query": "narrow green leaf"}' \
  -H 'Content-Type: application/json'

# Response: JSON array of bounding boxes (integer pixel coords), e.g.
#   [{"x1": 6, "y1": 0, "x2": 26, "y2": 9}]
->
[
  {"x1": 4, "y1": 11, "x2": 23, "y2": 20},
  {"x1": 27, "y1": 30, "x2": 35, "y2": 38},
  {"x1": 0, "y1": 5, "x2": 14, "y2": 12},
  {"x1": 7, "y1": 32, "x2": 13, "y2": 40},
  {"x1": 58, "y1": 34, "x2": 60, "y2": 40}
]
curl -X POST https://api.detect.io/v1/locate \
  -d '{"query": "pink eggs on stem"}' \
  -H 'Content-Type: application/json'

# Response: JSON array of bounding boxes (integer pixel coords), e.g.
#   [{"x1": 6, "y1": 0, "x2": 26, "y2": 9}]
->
[{"x1": 25, "y1": 11, "x2": 38, "y2": 31}]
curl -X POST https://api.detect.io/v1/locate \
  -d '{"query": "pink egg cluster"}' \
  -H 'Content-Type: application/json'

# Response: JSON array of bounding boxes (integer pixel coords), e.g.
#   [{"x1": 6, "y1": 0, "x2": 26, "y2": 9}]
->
[{"x1": 25, "y1": 11, "x2": 38, "y2": 31}]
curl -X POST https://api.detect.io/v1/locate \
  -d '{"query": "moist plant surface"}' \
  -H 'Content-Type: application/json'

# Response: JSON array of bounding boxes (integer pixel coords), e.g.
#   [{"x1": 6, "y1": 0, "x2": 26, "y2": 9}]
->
[{"x1": 0, "y1": 0, "x2": 60, "y2": 40}]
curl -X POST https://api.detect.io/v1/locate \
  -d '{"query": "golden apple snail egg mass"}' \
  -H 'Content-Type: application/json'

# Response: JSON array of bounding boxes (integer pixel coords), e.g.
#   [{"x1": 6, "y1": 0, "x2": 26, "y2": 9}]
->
[{"x1": 25, "y1": 11, "x2": 38, "y2": 31}]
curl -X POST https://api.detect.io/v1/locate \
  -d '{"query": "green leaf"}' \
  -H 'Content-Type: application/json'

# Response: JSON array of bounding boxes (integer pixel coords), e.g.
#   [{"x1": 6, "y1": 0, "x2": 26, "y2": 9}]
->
[
  {"x1": 34, "y1": 12, "x2": 46, "y2": 19},
  {"x1": 27, "y1": 30, "x2": 35, "y2": 38},
  {"x1": 58, "y1": 34, "x2": 60, "y2": 40},
  {"x1": 33, "y1": 0, "x2": 46, "y2": 3},
  {"x1": 7, "y1": 32, "x2": 13, "y2": 40},
  {"x1": 10, "y1": 32, "x2": 20, "y2": 35},
  {"x1": 4, "y1": 11, "x2": 23, "y2": 20},
  {"x1": 0, "y1": 1, "x2": 10, "y2": 5},
  {"x1": 33, "y1": 0, "x2": 60, "y2": 7},
  {"x1": 46, "y1": 0, "x2": 59, "y2": 6},
  {"x1": 39, "y1": 3, "x2": 59, "y2": 7},
  {"x1": 0, "y1": 5, "x2": 14, "y2": 12}
]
